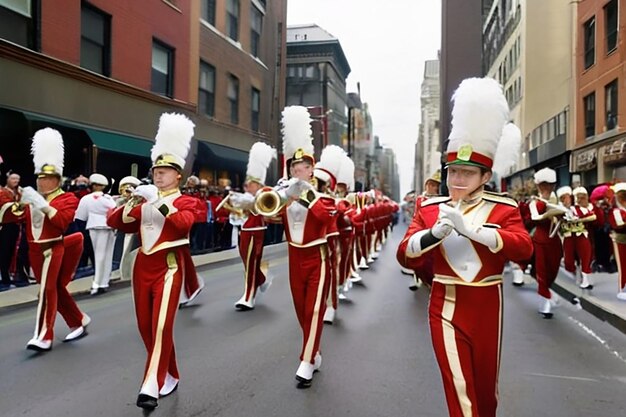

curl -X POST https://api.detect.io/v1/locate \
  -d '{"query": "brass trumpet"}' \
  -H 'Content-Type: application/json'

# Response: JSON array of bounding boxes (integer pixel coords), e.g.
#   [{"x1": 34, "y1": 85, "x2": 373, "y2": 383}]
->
[
  {"x1": 216, "y1": 192, "x2": 251, "y2": 225},
  {"x1": 254, "y1": 187, "x2": 287, "y2": 217}
]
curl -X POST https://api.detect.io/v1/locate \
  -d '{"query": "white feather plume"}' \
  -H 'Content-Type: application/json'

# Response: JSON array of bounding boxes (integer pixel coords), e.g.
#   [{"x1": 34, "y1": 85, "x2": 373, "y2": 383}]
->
[
  {"x1": 337, "y1": 155, "x2": 355, "y2": 191},
  {"x1": 492, "y1": 123, "x2": 521, "y2": 177},
  {"x1": 31, "y1": 128, "x2": 64, "y2": 175},
  {"x1": 246, "y1": 142, "x2": 276, "y2": 184},
  {"x1": 281, "y1": 106, "x2": 314, "y2": 159},
  {"x1": 151, "y1": 113, "x2": 195, "y2": 167},
  {"x1": 447, "y1": 77, "x2": 509, "y2": 161},
  {"x1": 316, "y1": 145, "x2": 347, "y2": 179}
]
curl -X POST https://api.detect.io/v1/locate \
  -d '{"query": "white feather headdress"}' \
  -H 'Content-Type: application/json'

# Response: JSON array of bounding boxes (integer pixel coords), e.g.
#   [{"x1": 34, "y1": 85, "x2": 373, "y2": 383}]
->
[
  {"x1": 446, "y1": 77, "x2": 509, "y2": 169},
  {"x1": 151, "y1": 113, "x2": 195, "y2": 170},
  {"x1": 336, "y1": 155, "x2": 355, "y2": 191},
  {"x1": 492, "y1": 123, "x2": 522, "y2": 177},
  {"x1": 281, "y1": 106, "x2": 314, "y2": 167},
  {"x1": 314, "y1": 145, "x2": 347, "y2": 189},
  {"x1": 246, "y1": 142, "x2": 276, "y2": 185},
  {"x1": 31, "y1": 128, "x2": 64, "y2": 176}
]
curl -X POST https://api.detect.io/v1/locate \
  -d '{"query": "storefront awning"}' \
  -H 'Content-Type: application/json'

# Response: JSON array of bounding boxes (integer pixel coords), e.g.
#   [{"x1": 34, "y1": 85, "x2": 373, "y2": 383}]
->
[
  {"x1": 22, "y1": 111, "x2": 152, "y2": 157},
  {"x1": 196, "y1": 140, "x2": 248, "y2": 172}
]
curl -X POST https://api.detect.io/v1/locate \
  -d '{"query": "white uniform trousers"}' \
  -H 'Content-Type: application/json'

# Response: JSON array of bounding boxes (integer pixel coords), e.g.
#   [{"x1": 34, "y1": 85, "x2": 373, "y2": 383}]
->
[{"x1": 89, "y1": 228, "x2": 116, "y2": 289}]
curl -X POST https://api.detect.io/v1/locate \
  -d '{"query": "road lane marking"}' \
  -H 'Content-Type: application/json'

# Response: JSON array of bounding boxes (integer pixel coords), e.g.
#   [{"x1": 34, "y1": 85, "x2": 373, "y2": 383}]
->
[
  {"x1": 524, "y1": 373, "x2": 599, "y2": 382},
  {"x1": 568, "y1": 316, "x2": 626, "y2": 366}
]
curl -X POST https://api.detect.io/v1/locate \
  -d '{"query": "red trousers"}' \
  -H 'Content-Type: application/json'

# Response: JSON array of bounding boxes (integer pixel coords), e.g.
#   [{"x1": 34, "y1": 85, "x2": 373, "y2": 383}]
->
[
  {"x1": 338, "y1": 231, "x2": 353, "y2": 286},
  {"x1": 358, "y1": 233, "x2": 368, "y2": 262},
  {"x1": 326, "y1": 235, "x2": 339, "y2": 310},
  {"x1": 239, "y1": 229, "x2": 266, "y2": 302},
  {"x1": 563, "y1": 235, "x2": 592, "y2": 274},
  {"x1": 133, "y1": 247, "x2": 185, "y2": 398},
  {"x1": 429, "y1": 282, "x2": 503, "y2": 417},
  {"x1": 30, "y1": 233, "x2": 84, "y2": 342},
  {"x1": 612, "y1": 240, "x2": 626, "y2": 291},
  {"x1": 533, "y1": 238, "x2": 562, "y2": 299},
  {"x1": 288, "y1": 244, "x2": 331, "y2": 363}
]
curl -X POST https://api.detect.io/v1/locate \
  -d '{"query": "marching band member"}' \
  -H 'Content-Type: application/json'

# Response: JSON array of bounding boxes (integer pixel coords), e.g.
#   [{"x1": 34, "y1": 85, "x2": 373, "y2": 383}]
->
[
  {"x1": 107, "y1": 113, "x2": 196, "y2": 409},
  {"x1": 113, "y1": 176, "x2": 142, "y2": 281},
  {"x1": 608, "y1": 183, "x2": 626, "y2": 300},
  {"x1": 313, "y1": 145, "x2": 348, "y2": 325},
  {"x1": 335, "y1": 156, "x2": 356, "y2": 298},
  {"x1": 568, "y1": 187, "x2": 597, "y2": 289},
  {"x1": 0, "y1": 128, "x2": 90, "y2": 351},
  {"x1": 231, "y1": 141, "x2": 276, "y2": 310},
  {"x1": 75, "y1": 173, "x2": 116, "y2": 295},
  {"x1": 398, "y1": 78, "x2": 532, "y2": 417},
  {"x1": 529, "y1": 167, "x2": 565, "y2": 318},
  {"x1": 256, "y1": 106, "x2": 337, "y2": 388}
]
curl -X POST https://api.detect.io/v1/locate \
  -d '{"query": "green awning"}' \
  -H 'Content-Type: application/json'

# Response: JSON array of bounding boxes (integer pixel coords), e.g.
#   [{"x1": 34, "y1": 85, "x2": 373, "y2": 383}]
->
[
  {"x1": 22, "y1": 111, "x2": 152, "y2": 157},
  {"x1": 86, "y1": 129, "x2": 152, "y2": 157}
]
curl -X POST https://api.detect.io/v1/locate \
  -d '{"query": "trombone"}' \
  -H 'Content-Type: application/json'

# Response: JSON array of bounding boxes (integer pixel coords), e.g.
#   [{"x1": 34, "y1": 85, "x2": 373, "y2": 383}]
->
[{"x1": 216, "y1": 191, "x2": 251, "y2": 225}]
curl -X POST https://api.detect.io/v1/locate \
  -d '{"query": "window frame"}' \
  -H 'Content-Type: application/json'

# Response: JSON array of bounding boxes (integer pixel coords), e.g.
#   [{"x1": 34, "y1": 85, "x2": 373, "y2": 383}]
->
[
  {"x1": 199, "y1": 60, "x2": 216, "y2": 118},
  {"x1": 226, "y1": 0, "x2": 240, "y2": 42},
  {"x1": 583, "y1": 92, "x2": 596, "y2": 138},
  {"x1": 201, "y1": 0, "x2": 216, "y2": 26},
  {"x1": 250, "y1": 4, "x2": 263, "y2": 57},
  {"x1": 151, "y1": 39, "x2": 175, "y2": 98},
  {"x1": 227, "y1": 74, "x2": 240, "y2": 125},
  {"x1": 604, "y1": 0, "x2": 618, "y2": 54},
  {"x1": 605, "y1": 79, "x2": 618, "y2": 130},
  {"x1": 80, "y1": 1, "x2": 111, "y2": 76},
  {"x1": 251, "y1": 87, "x2": 260, "y2": 131},
  {"x1": 583, "y1": 17, "x2": 596, "y2": 70}
]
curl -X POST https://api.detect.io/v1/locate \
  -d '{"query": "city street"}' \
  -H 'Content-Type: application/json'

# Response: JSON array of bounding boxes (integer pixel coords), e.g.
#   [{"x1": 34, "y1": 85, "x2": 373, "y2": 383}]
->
[{"x1": 1, "y1": 226, "x2": 626, "y2": 417}]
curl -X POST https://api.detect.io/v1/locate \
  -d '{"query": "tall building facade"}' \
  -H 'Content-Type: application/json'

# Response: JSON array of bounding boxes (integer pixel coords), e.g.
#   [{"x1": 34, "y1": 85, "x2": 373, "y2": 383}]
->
[
  {"x1": 415, "y1": 59, "x2": 440, "y2": 193},
  {"x1": 572, "y1": 0, "x2": 624, "y2": 185},
  {"x1": 285, "y1": 24, "x2": 351, "y2": 161},
  {"x1": 484, "y1": 0, "x2": 576, "y2": 190},
  {"x1": 0, "y1": 0, "x2": 287, "y2": 187}
]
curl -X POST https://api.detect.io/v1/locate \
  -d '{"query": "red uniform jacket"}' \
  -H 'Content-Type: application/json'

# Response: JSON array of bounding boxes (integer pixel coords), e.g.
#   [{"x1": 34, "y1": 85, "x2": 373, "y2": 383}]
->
[
  {"x1": 397, "y1": 193, "x2": 533, "y2": 286},
  {"x1": 279, "y1": 193, "x2": 337, "y2": 248}
]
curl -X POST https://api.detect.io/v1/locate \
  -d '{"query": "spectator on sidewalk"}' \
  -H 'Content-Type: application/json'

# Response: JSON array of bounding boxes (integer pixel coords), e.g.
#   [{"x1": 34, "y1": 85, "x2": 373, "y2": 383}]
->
[
  {"x1": 75, "y1": 174, "x2": 117, "y2": 295},
  {"x1": 0, "y1": 172, "x2": 28, "y2": 290},
  {"x1": 72, "y1": 175, "x2": 95, "y2": 273}
]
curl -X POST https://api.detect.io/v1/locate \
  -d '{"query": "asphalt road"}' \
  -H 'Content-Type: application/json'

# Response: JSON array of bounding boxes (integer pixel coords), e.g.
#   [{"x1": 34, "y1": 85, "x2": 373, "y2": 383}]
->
[{"x1": 1, "y1": 226, "x2": 626, "y2": 417}]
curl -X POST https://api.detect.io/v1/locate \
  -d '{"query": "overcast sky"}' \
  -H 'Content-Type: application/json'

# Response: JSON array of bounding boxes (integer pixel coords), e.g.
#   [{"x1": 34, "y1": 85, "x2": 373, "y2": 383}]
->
[{"x1": 287, "y1": 0, "x2": 442, "y2": 197}]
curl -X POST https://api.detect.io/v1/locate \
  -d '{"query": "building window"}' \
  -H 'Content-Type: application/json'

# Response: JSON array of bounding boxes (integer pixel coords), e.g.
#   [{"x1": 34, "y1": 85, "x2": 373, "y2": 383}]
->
[
  {"x1": 226, "y1": 0, "x2": 239, "y2": 42},
  {"x1": 605, "y1": 79, "x2": 618, "y2": 130},
  {"x1": 201, "y1": 0, "x2": 216, "y2": 26},
  {"x1": 228, "y1": 74, "x2": 239, "y2": 124},
  {"x1": 583, "y1": 17, "x2": 595, "y2": 69},
  {"x1": 584, "y1": 92, "x2": 596, "y2": 138},
  {"x1": 0, "y1": 0, "x2": 36, "y2": 49},
  {"x1": 605, "y1": 0, "x2": 618, "y2": 53},
  {"x1": 80, "y1": 3, "x2": 111, "y2": 76},
  {"x1": 199, "y1": 61, "x2": 215, "y2": 118},
  {"x1": 251, "y1": 88, "x2": 260, "y2": 131},
  {"x1": 151, "y1": 40, "x2": 174, "y2": 98},
  {"x1": 250, "y1": 5, "x2": 263, "y2": 57}
]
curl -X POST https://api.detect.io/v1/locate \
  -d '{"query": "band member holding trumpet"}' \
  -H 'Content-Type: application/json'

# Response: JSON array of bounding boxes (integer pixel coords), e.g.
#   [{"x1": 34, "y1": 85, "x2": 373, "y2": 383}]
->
[
  {"x1": 225, "y1": 141, "x2": 276, "y2": 310},
  {"x1": 0, "y1": 128, "x2": 90, "y2": 351},
  {"x1": 313, "y1": 145, "x2": 348, "y2": 325},
  {"x1": 399, "y1": 78, "x2": 532, "y2": 417},
  {"x1": 107, "y1": 113, "x2": 196, "y2": 409},
  {"x1": 608, "y1": 183, "x2": 626, "y2": 300},
  {"x1": 529, "y1": 167, "x2": 566, "y2": 318},
  {"x1": 75, "y1": 173, "x2": 116, "y2": 295},
  {"x1": 335, "y1": 156, "x2": 356, "y2": 298},
  {"x1": 255, "y1": 106, "x2": 337, "y2": 388}
]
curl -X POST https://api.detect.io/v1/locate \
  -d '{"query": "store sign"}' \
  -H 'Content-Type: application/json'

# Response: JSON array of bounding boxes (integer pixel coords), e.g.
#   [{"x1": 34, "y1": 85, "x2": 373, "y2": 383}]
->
[
  {"x1": 575, "y1": 149, "x2": 597, "y2": 171},
  {"x1": 604, "y1": 138, "x2": 626, "y2": 165}
]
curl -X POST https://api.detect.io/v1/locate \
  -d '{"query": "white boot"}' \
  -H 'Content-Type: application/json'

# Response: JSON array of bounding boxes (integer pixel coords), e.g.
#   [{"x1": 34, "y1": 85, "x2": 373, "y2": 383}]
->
[
  {"x1": 26, "y1": 338, "x2": 52, "y2": 352},
  {"x1": 295, "y1": 361, "x2": 315, "y2": 387},
  {"x1": 408, "y1": 274, "x2": 421, "y2": 291},
  {"x1": 579, "y1": 272, "x2": 593, "y2": 289},
  {"x1": 323, "y1": 307, "x2": 336, "y2": 324},
  {"x1": 400, "y1": 267, "x2": 413, "y2": 276},
  {"x1": 314, "y1": 352, "x2": 322, "y2": 371},
  {"x1": 367, "y1": 255, "x2": 375, "y2": 264},
  {"x1": 235, "y1": 295, "x2": 255, "y2": 311},
  {"x1": 538, "y1": 297, "x2": 553, "y2": 318},
  {"x1": 64, "y1": 326, "x2": 87, "y2": 342},
  {"x1": 359, "y1": 257, "x2": 369, "y2": 270},
  {"x1": 512, "y1": 269, "x2": 524, "y2": 286},
  {"x1": 617, "y1": 292, "x2": 626, "y2": 301}
]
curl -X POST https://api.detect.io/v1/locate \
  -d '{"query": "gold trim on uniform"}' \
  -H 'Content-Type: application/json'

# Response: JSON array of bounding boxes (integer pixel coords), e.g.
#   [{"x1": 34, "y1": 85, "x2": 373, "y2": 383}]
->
[{"x1": 303, "y1": 245, "x2": 327, "y2": 362}]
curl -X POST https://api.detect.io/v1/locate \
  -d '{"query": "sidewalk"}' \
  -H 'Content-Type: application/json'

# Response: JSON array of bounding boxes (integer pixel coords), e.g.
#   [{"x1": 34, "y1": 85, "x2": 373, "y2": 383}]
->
[
  {"x1": 0, "y1": 242, "x2": 287, "y2": 313},
  {"x1": 551, "y1": 267, "x2": 626, "y2": 334}
]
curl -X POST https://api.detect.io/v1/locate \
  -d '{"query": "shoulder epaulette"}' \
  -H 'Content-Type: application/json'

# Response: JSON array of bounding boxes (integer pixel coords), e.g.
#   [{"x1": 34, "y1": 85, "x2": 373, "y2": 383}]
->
[
  {"x1": 421, "y1": 196, "x2": 451, "y2": 207},
  {"x1": 483, "y1": 191, "x2": 518, "y2": 207}
]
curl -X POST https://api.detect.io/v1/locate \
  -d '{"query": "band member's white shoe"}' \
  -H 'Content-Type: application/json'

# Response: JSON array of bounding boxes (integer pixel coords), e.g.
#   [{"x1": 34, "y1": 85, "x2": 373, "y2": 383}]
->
[
  {"x1": 617, "y1": 292, "x2": 626, "y2": 301},
  {"x1": 26, "y1": 338, "x2": 52, "y2": 352},
  {"x1": 400, "y1": 267, "x2": 413, "y2": 275},
  {"x1": 538, "y1": 297, "x2": 553, "y2": 319},
  {"x1": 314, "y1": 352, "x2": 322, "y2": 371},
  {"x1": 259, "y1": 276, "x2": 273, "y2": 293},
  {"x1": 82, "y1": 313, "x2": 91, "y2": 328},
  {"x1": 371, "y1": 252, "x2": 379, "y2": 259},
  {"x1": 358, "y1": 258, "x2": 369, "y2": 270},
  {"x1": 64, "y1": 326, "x2": 87, "y2": 342},
  {"x1": 323, "y1": 307, "x2": 335, "y2": 324},
  {"x1": 338, "y1": 292, "x2": 348, "y2": 300},
  {"x1": 295, "y1": 361, "x2": 315, "y2": 388},
  {"x1": 579, "y1": 273, "x2": 593, "y2": 290},
  {"x1": 512, "y1": 269, "x2": 525, "y2": 286},
  {"x1": 235, "y1": 296, "x2": 255, "y2": 311},
  {"x1": 349, "y1": 275, "x2": 363, "y2": 284},
  {"x1": 367, "y1": 256, "x2": 375, "y2": 264}
]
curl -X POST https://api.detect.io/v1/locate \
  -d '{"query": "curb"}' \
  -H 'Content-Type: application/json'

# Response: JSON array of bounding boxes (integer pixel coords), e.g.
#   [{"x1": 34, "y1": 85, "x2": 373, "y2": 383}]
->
[{"x1": 0, "y1": 242, "x2": 287, "y2": 314}]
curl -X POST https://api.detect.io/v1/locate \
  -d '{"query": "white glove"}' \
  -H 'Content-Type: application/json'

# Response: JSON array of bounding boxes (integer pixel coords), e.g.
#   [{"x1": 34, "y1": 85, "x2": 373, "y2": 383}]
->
[
  {"x1": 431, "y1": 218, "x2": 454, "y2": 239},
  {"x1": 133, "y1": 184, "x2": 159, "y2": 204},
  {"x1": 285, "y1": 179, "x2": 313, "y2": 198},
  {"x1": 230, "y1": 192, "x2": 255, "y2": 209},
  {"x1": 21, "y1": 186, "x2": 50, "y2": 212},
  {"x1": 438, "y1": 203, "x2": 498, "y2": 250}
]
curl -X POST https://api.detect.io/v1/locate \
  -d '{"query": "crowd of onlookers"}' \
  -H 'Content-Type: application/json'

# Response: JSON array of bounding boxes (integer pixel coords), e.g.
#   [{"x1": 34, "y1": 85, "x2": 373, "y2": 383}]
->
[{"x1": 0, "y1": 172, "x2": 284, "y2": 292}]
